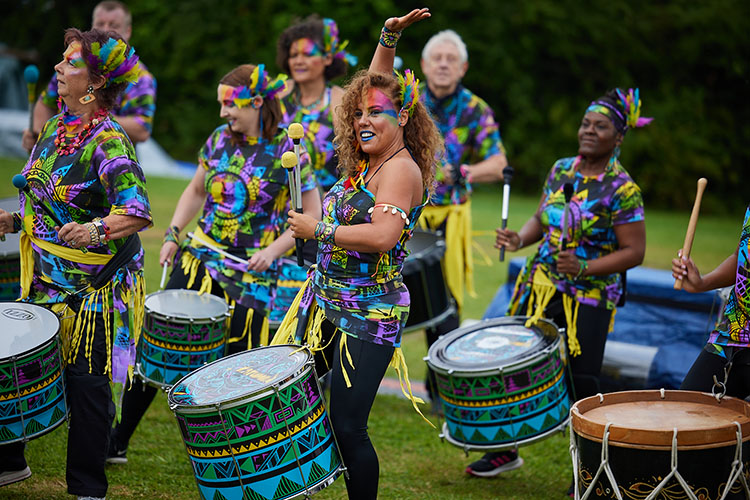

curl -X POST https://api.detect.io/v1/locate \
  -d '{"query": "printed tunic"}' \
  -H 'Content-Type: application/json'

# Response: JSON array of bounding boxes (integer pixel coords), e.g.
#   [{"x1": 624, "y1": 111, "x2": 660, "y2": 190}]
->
[
  {"x1": 312, "y1": 164, "x2": 426, "y2": 347},
  {"x1": 40, "y1": 61, "x2": 157, "y2": 134},
  {"x1": 511, "y1": 156, "x2": 644, "y2": 311},
  {"x1": 706, "y1": 205, "x2": 750, "y2": 357},
  {"x1": 420, "y1": 83, "x2": 505, "y2": 205},
  {"x1": 281, "y1": 86, "x2": 339, "y2": 191},
  {"x1": 186, "y1": 125, "x2": 316, "y2": 315}
]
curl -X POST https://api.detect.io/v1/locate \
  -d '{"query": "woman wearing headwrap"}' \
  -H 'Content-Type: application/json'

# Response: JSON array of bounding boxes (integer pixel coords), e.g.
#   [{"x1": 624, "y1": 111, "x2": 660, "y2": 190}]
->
[
  {"x1": 466, "y1": 89, "x2": 649, "y2": 489},
  {"x1": 107, "y1": 63, "x2": 321, "y2": 466},
  {"x1": 0, "y1": 29, "x2": 150, "y2": 499}
]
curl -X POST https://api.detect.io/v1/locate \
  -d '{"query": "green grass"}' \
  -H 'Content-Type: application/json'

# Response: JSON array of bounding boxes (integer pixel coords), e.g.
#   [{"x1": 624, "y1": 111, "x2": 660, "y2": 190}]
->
[{"x1": 0, "y1": 156, "x2": 740, "y2": 499}]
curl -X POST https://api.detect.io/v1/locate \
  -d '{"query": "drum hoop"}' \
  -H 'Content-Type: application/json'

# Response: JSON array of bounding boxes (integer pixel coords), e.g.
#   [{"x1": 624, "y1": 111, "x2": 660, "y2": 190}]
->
[
  {"x1": 168, "y1": 346, "x2": 313, "y2": 412},
  {"x1": 571, "y1": 389, "x2": 750, "y2": 450},
  {"x1": 145, "y1": 289, "x2": 229, "y2": 323},
  {"x1": 426, "y1": 316, "x2": 560, "y2": 375}
]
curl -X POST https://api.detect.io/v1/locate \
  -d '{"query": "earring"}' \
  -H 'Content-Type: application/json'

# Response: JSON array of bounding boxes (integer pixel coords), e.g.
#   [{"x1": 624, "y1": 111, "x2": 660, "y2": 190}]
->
[{"x1": 79, "y1": 85, "x2": 96, "y2": 105}]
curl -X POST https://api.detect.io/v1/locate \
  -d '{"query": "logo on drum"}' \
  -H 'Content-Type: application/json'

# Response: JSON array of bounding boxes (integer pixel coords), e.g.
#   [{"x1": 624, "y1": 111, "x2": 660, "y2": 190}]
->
[{"x1": 2, "y1": 308, "x2": 36, "y2": 321}]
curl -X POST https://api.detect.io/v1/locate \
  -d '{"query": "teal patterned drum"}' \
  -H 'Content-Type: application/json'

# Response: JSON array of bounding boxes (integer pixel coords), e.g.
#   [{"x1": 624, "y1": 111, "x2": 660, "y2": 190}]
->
[
  {"x1": 168, "y1": 345, "x2": 343, "y2": 500},
  {"x1": 0, "y1": 302, "x2": 66, "y2": 443},
  {"x1": 427, "y1": 316, "x2": 570, "y2": 451}
]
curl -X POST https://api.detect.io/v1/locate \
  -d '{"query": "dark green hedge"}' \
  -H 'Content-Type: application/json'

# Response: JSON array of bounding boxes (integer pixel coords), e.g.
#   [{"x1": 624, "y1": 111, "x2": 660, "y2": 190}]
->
[{"x1": 3, "y1": 0, "x2": 749, "y2": 213}]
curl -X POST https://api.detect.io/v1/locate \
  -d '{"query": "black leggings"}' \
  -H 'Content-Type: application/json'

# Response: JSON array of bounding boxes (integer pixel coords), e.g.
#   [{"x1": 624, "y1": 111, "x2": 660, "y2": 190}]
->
[
  {"x1": 681, "y1": 348, "x2": 750, "y2": 399},
  {"x1": 318, "y1": 321, "x2": 394, "y2": 500},
  {"x1": 111, "y1": 261, "x2": 265, "y2": 452}
]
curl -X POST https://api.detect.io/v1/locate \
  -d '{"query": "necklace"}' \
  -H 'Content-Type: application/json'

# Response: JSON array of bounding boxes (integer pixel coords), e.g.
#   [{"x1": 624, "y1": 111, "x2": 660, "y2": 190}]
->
[
  {"x1": 55, "y1": 108, "x2": 109, "y2": 156},
  {"x1": 364, "y1": 146, "x2": 407, "y2": 187},
  {"x1": 295, "y1": 86, "x2": 327, "y2": 112}
]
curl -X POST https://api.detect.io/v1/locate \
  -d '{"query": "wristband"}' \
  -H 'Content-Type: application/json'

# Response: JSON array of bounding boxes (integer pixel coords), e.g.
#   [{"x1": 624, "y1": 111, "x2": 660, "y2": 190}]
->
[
  {"x1": 11, "y1": 212, "x2": 22, "y2": 233},
  {"x1": 576, "y1": 258, "x2": 588, "y2": 279},
  {"x1": 164, "y1": 225, "x2": 180, "y2": 245},
  {"x1": 379, "y1": 26, "x2": 401, "y2": 48}
]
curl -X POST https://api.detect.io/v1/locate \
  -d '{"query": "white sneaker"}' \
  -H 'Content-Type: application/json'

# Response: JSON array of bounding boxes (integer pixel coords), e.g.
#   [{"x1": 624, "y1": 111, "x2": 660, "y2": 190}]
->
[{"x1": 0, "y1": 466, "x2": 31, "y2": 486}]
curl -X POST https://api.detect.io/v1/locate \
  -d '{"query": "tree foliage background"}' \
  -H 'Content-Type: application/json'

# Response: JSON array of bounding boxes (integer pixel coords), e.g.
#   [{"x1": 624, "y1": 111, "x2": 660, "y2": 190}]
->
[{"x1": 3, "y1": 0, "x2": 749, "y2": 213}]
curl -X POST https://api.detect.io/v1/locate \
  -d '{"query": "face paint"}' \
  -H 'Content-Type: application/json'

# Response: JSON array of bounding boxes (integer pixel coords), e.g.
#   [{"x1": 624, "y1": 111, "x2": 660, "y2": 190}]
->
[
  {"x1": 290, "y1": 38, "x2": 323, "y2": 58},
  {"x1": 364, "y1": 88, "x2": 399, "y2": 126},
  {"x1": 63, "y1": 42, "x2": 87, "y2": 70},
  {"x1": 217, "y1": 84, "x2": 253, "y2": 109}
]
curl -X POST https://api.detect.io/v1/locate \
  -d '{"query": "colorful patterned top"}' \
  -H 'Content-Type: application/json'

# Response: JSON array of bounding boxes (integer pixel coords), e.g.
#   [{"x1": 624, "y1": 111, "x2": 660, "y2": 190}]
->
[
  {"x1": 706, "y1": 205, "x2": 750, "y2": 357},
  {"x1": 420, "y1": 83, "x2": 506, "y2": 205},
  {"x1": 21, "y1": 113, "x2": 151, "y2": 406},
  {"x1": 312, "y1": 163, "x2": 426, "y2": 347},
  {"x1": 40, "y1": 61, "x2": 157, "y2": 134},
  {"x1": 510, "y1": 156, "x2": 644, "y2": 311},
  {"x1": 186, "y1": 124, "x2": 316, "y2": 314},
  {"x1": 281, "y1": 86, "x2": 339, "y2": 191}
]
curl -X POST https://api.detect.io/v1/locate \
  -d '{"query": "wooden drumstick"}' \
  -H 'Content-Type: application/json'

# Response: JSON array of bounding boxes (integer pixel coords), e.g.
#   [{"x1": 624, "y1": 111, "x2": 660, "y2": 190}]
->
[{"x1": 674, "y1": 177, "x2": 708, "y2": 290}]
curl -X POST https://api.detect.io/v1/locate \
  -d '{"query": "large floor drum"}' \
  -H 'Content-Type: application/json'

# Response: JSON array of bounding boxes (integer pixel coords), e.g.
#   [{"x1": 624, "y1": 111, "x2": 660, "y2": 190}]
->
[
  {"x1": 0, "y1": 303, "x2": 66, "y2": 443},
  {"x1": 168, "y1": 345, "x2": 343, "y2": 500},
  {"x1": 570, "y1": 390, "x2": 750, "y2": 499},
  {"x1": 427, "y1": 316, "x2": 569, "y2": 451},
  {"x1": 137, "y1": 289, "x2": 230, "y2": 389},
  {"x1": 403, "y1": 230, "x2": 454, "y2": 332}
]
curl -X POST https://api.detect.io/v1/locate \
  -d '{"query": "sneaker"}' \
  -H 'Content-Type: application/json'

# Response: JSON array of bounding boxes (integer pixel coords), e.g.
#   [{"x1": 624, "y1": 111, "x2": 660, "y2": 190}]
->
[
  {"x1": 465, "y1": 450, "x2": 524, "y2": 477},
  {"x1": 0, "y1": 466, "x2": 31, "y2": 486},
  {"x1": 77, "y1": 497, "x2": 106, "y2": 500},
  {"x1": 105, "y1": 445, "x2": 127, "y2": 465}
]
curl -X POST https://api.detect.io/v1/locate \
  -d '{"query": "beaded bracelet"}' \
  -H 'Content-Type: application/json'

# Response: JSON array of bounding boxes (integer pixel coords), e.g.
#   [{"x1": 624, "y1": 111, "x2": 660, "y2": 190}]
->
[
  {"x1": 164, "y1": 225, "x2": 180, "y2": 245},
  {"x1": 11, "y1": 212, "x2": 22, "y2": 233},
  {"x1": 314, "y1": 222, "x2": 338, "y2": 245},
  {"x1": 576, "y1": 258, "x2": 588, "y2": 279},
  {"x1": 379, "y1": 26, "x2": 401, "y2": 49},
  {"x1": 368, "y1": 203, "x2": 410, "y2": 225}
]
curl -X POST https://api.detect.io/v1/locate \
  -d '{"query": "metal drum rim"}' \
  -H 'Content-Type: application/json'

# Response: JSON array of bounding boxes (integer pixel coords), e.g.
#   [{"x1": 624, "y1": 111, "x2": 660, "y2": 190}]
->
[
  {"x1": 145, "y1": 289, "x2": 229, "y2": 322},
  {"x1": 167, "y1": 345, "x2": 312, "y2": 412},
  {"x1": 0, "y1": 303, "x2": 61, "y2": 361},
  {"x1": 571, "y1": 389, "x2": 750, "y2": 450},
  {"x1": 426, "y1": 316, "x2": 560, "y2": 375}
]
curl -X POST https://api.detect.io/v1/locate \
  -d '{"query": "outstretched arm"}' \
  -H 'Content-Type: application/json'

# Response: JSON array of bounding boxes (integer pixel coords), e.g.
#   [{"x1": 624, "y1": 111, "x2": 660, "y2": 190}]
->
[{"x1": 369, "y1": 8, "x2": 431, "y2": 74}]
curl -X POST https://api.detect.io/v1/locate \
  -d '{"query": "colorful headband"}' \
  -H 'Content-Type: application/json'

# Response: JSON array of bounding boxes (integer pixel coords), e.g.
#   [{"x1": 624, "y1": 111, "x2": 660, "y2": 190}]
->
[
  {"x1": 323, "y1": 18, "x2": 358, "y2": 67},
  {"x1": 396, "y1": 69, "x2": 420, "y2": 116},
  {"x1": 616, "y1": 88, "x2": 653, "y2": 129},
  {"x1": 87, "y1": 37, "x2": 140, "y2": 88}
]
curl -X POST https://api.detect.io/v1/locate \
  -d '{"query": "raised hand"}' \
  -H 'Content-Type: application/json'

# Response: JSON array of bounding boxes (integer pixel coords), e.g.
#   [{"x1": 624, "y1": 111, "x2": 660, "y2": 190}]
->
[{"x1": 384, "y1": 8, "x2": 431, "y2": 33}]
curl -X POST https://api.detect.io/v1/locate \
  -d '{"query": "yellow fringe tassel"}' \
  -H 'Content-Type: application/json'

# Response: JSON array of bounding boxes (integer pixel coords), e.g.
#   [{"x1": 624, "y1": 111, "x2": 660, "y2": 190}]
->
[
  {"x1": 271, "y1": 273, "x2": 314, "y2": 345},
  {"x1": 608, "y1": 307, "x2": 617, "y2": 334},
  {"x1": 523, "y1": 266, "x2": 556, "y2": 329},
  {"x1": 338, "y1": 333, "x2": 354, "y2": 388},
  {"x1": 562, "y1": 294, "x2": 582, "y2": 357},
  {"x1": 389, "y1": 347, "x2": 435, "y2": 428}
]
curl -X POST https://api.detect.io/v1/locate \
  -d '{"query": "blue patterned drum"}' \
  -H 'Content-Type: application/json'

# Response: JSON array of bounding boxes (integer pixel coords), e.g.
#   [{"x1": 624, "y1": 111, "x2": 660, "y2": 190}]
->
[
  {"x1": 137, "y1": 289, "x2": 230, "y2": 389},
  {"x1": 168, "y1": 345, "x2": 343, "y2": 500},
  {"x1": 0, "y1": 303, "x2": 67, "y2": 443},
  {"x1": 426, "y1": 316, "x2": 570, "y2": 451}
]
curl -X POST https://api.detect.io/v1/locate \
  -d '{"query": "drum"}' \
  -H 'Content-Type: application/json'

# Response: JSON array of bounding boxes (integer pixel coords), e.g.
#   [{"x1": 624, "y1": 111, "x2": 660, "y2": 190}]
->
[
  {"x1": 269, "y1": 257, "x2": 311, "y2": 329},
  {"x1": 168, "y1": 345, "x2": 343, "y2": 500},
  {"x1": 570, "y1": 390, "x2": 750, "y2": 500},
  {"x1": 0, "y1": 198, "x2": 21, "y2": 301},
  {"x1": 0, "y1": 302, "x2": 66, "y2": 444},
  {"x1": 426, "y1": 316, "x2": 569, "y2": 451},
  {"x1": 136, "y1": 289, "x2": 230, "y2": 389},
  {"x1": 403, "y1": 230, "x2": 454, "y2": 332}
]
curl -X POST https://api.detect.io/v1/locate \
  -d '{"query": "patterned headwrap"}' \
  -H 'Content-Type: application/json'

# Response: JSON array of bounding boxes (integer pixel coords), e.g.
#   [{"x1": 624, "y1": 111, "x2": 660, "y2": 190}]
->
[
  {"x1": 396, "y1": 69, "x2": 420, "y2": 116},
  {"x1": 587, "y1": 87, "x2": 653, "y2": 134},
  {"x1": 218, "y1": 64, "x2": 288, "y2": 108},
  {"x1": 323, "y1": 18, "x2": 358, "y2": 67},
  {"x1": 87, "y1": 37, "x2": 140, "y2": 88}
]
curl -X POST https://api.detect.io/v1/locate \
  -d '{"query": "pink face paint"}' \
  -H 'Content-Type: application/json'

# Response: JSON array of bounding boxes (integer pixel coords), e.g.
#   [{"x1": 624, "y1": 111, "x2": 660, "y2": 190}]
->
[
  {"x1": 63, "y1": 42, "x2": 86, "y2": 70},
  {"x1": 364, "y1": 88, "x2": 399, "y2": 125},
  {"x1": 290, "y1": 38, "x2": 323, "y2": 58}
]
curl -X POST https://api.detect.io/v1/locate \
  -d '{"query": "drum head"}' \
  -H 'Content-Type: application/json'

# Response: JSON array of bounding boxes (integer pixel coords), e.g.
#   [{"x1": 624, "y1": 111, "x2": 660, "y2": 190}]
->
[
  {"x1": 571, "y1": 390, "x2": 750, "y2": 449},
  {"x1": 403, "y1": 230, "x2": 445, "y2": 273},
  {"x1": 168, "y1": 345, "x2": 309, "y2": 407},
  {"x1": 145, "y1": 289, "x2": 227, "y2": 319},
  {"x1": 0, "y1": 303, "x2": 60, "y2": 358},
  {"x1": 427, "y1": 316, "x2": 559, "y2": 374}
]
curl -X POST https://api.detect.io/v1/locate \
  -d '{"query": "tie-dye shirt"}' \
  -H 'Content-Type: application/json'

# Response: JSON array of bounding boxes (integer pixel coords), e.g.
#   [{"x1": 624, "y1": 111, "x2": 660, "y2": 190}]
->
[
  {"x1": 187, "y1": 125, "x2": 316, "y2": 313},
  {"x1": 40, "y1": 61, "x2": 157, "y2": 134},
  {"x1": 313, "y1": 165, "x2": 426, "y2": 347},
  {"x1": 706, "y1": 205, "x2": 750, "y2": 356},
  {"x1": 281, "y1": 86, "x2": 339, "y2": 191},
  {"x1": 513, "y1": 156, "x2": 644, "y2": 310},
  {"x1": 420, "y1": 83, "x2": 506, "y2": 205}
]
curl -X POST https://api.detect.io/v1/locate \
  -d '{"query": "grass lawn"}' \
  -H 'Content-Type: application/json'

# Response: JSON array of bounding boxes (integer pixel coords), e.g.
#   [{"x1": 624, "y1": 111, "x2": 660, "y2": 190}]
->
[{"x1": 0, "y1": 155, "x2": 740, "y2": 499}]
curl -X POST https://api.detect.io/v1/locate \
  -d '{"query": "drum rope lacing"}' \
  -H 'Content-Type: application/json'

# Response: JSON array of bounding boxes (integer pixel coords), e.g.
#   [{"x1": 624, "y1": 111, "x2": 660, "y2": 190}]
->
[
  {"x1": 571, "y1": 399, "x2": 750, "y2": 499},
  {"x1": 712, "y1": 359, "x2": 732, "y2": 402}
]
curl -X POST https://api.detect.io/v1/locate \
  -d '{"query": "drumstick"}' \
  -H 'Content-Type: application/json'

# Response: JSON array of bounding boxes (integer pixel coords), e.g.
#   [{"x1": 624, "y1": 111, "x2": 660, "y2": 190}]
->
[
  {"x1": 674, "y1": 177, "x2": 708, "y2": 290},
  {"x1": 186, "y1": 232, "x2": 250, "y2": 267},
  {"x1": 561, "y1": 183, "x2": 574, "y2": 250},
  {"x1": 159, "y1": 261, "x2": 168, "y2": 290},
  {"x1": 499, "y1": 165, "x2": 514, "y2": 261},
  {"x1": 287, "y1": 123, "x2": 305, "y2": 267}
]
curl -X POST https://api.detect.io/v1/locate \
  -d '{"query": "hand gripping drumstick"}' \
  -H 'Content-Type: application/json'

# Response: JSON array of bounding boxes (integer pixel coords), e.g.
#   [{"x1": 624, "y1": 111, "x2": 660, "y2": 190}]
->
[
  {"x1": 561, "y1": 183, "x2": 574, "y2": 250},
  {"x1": 499, "y1": 165, "x2": 514, "y2": 262},
  {"x1": 281, "y1": 149, "x2": 305, "y2": 267},
  {"x1": 674, "y1": 177, "x2": 708, "y2": 290}
]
